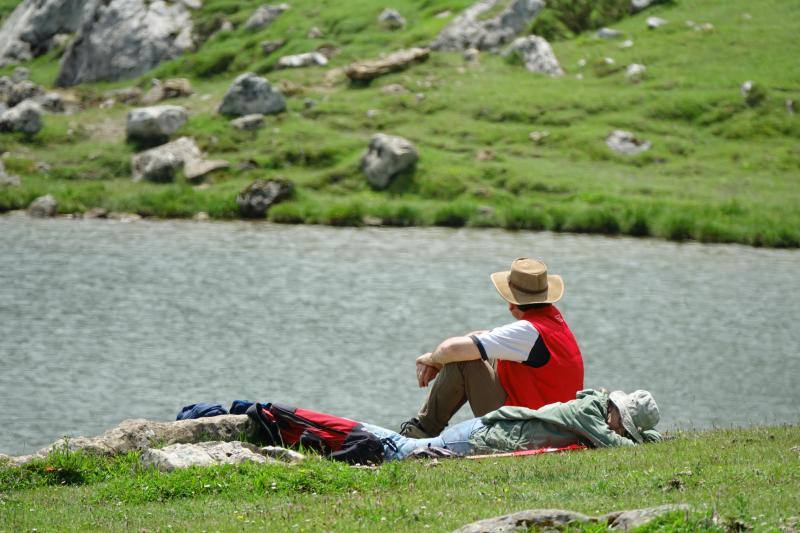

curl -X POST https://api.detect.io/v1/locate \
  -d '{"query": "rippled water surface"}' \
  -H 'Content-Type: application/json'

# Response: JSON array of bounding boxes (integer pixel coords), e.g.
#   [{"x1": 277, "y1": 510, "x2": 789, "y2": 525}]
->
[{"x1": 1, "y1": 214, "x2": 799, "y2": 455}]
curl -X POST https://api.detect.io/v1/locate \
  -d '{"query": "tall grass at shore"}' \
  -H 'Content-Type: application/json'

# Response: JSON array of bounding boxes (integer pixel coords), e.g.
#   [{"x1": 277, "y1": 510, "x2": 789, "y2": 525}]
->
[{"x1": 1, "y1": 425, "x2": 798, "y2": 531}]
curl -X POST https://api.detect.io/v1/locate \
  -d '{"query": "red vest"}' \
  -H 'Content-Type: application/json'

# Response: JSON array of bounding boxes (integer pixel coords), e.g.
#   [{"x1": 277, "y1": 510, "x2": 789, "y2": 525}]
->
[{"x1": 497, "y1": 305, "x2": 584, "y2": 409}]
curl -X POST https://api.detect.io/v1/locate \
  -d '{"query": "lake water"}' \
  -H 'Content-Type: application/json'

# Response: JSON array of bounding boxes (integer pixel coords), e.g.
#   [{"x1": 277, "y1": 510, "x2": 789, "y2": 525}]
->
[{"x1": 1, "y1": 213, "x2": 799, "y2": 456}]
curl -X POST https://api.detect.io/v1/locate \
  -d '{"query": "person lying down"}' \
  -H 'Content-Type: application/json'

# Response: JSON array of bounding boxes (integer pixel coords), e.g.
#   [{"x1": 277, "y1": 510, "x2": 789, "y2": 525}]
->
[{"x1": 363, "y1": 388, "x2": 661, "y2": 461}]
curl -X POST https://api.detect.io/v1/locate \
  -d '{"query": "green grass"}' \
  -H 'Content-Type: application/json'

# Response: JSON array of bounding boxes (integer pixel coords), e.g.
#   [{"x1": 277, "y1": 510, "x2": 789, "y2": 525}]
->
[
  {"x1": 0, "y1": 425, "x2": 798, "y2": 531},
  {"x1": 1, "y1": 0, "x2": 799, "y2": 246}
]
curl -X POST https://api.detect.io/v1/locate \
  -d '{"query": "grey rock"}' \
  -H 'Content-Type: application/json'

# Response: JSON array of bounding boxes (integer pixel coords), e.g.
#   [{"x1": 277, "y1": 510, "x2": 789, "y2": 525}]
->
[
  {"x1": 244, "y1": 3, "x2": 289, "y2": 31},
  {"x1": 260, "y1": 39, "x2": 287, "y2": 55},
  {"x1": 361, "y1": 133, "x2": 418, "y2": 189},
  {"x1": 7, "y1": 80, "x2": 45, "y2": 107},
  {"x1": 464, "y1": 47, "x2": 480, "y2": 63},
  {"x1": 626, "y1": 63, "x2": 646, "y2": 82},
  {"x1": 378, "y1": 8, "x2": 406, "y2": 30},
  {"x1": 597, "y1": 27, "x2": 622, "y2": 39},
  {"x1": 34, "y1": 92, "x2": 65, "y2": 113},
  {"x1": 0, "y1": 0, "x2": 86, "y2": 66},
  {"x1": 236, "y1": 178, "x2": 294, "y2": 218},
  {"x1": 502, "y1": 36, "x2": 563, "y2": 76},
  {"x1": 345, "y1": 48, "x2": 430, "y2": 82},
  {"x1": 131, "y1": 136, "x2": 202, "y2": 182},
  {"x1": 11, "y1": 67, "x2": 29, "y2": 83},
  {"x1": 141, "y1": 441, "x2": 272, "y2": 471},
  {"x1": 142, "y1": 78, "x2": 193, "y2": 104},
  {"x1": 126, "y1": 105, "x2": 188, "y2": 142},
  {"x1": 84, "y1": 207, "x2": 108, "y2": 218},
  {"x1": 260, "y1": 446, "x2": 306, "y2": 463},
  {"x1": 431, "y1": 0, "x2": 545, "y2": 53},
  {"x1": 306, "y1": 26, "x2": 323, "y2": 38},
  {"x1": 631, "y1": 0, "x2": 655, "y2": 10},
  {"x1": 218, "y1": 72, "x2": 286, "y2": 117},
  {"x1": 56, "y1": 0, "x2": 196, "y2": 87},
  {"x1": 606, "y1": 130, "x2": 651, "y2": 155},
  {"x1": 454, "y1": 509, "x2": 592, "y2": 532},
  {"x1": 184, "y1": 159, "x2": 229, "y2": 181},
  {"x1": 647, "y1": 16, "x2": 668, "y2": 29},
  {"x1": 0, "y1": 100, "x2": 44, "y2": 134},
  {"x1": 0, "y1": 160, "x2": 21, "y2": 187},
  {"x1": 604, "y1": 504, "x2": 691, "y2": 530},
  {"x1": 27, "y1": 194, "x2": 58, "y2": 217},
  {"x1": 230, "y1": 113, "x2": 266, "y2": 130},
  {"x1": 277, "y1": 52, "x2": 328, "y2": 69}
]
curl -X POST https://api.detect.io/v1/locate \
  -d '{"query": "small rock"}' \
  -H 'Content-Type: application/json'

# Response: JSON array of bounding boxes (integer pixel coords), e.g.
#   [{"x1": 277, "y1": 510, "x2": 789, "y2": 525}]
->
[
  {"x1": 378, "y1": 8, "x2": 406, "y2": 30},
  {"x1": 631, "y1": 0, "x2": 656, "y2": 10},
  {"x1": 142, "y1": 78, "x2": 193, "y2": 104},
  {"x1": 381, "y1": 84, "x2": 408, "y2": 94},
  {"x1": 84, "y1": 207, "x2": 108, "y2": 219},
  {"x1": 260, "y1": 39, "x2": 287, "y2": 55},
  {"x1": 529, "y1": 130, "x2": 549, "y2": 143},
  {"x1": 619, "y1": 39, "x2": 634, "y2": 48},
  {"x1": 786, "y1": 99, "x2": 795, "y2": 114},
  {"x1": 315, "y1": 43, "x2": 340, "y2": 59},
  {"x1": 218, "y1": 72, "x2": 286, "y2": 117},
  {"x1": 236, "y1": 178, "x2": 294, "y2": 218},
  {"x1": 603, "y1": 57, "x2": 615, "y2": 65},
  {"x1": 230, "y1": 113, "x2": 265, "y2": 131},
  {"x1": 126, "y1": 105, "x2": 188, "y2": 142},
  {"x1": 307, "y1": 26, "x2": 324, "y2": 38},
  {"x1": 11, "y1": 67, "x2": 29, "y2": 83},
  {"x1": 27, "y1": 194, "x2": 58, "y2": 217},
  {"x1": 7, "y1": 80, "x2": 45, "y2": 107},
  {"x1": 34, "y1": 92, "x2": 65, "y2": 113},
  {"x1": 220, "y1": 19, "x2": 234, "y2": 32},
  {"x1": 277, "y1": 52, "x2": 328, "y2": 69},
  {"x1": 345, "y1": 48, "x2": 430, "y2": 82},
  {"x1": 237, "y1": 159, "x2": 259, "y2": 171},
  {"x1": 365, "y1": 109, "x2": 379, "y2": 118},
  {"x1": 193, "y1": 211, "x2": 210, "y2": 221},
  {"x1": 647, "y1": 16, "x2": 668, "y2": 29},
  {"x1": 105, "y1": 87, "x2": 143, "y2": 105},
  {"x1": 577, "y1": 58, "x2": 587, "y2": 68},
  {"x1": 695, "y1": 22, "x2": 714, "y2": 31},
  {"x1": 435, "y1": 10, "x2": 451, "y2": 18},
  {"x1": 184, "y1": 159, "x2": 229, "y2": 182},
  {"x1": 244, "y1": 3, "x2": 289, "y2": 31},
  {"x1": 35, "y1": 161, "x2": 51, "y2": 172},
  {"x1": 0, "y1": 100, "x2": 43, "y2": 134},
  {"x1": 141, "y1": 441, "x2": 270, "y2": 471},
  {"x1": 606, "y1": 130, "x2": 651, "y2": 155},
  {"x1": 502, "y1": 36, "x2": 563, "y2": 77},
  {"x1": 626, "y1": 63, "x2": 647, "y2": 82},
  {"x1": 463, "y1": 47, "x2": 480, "y2": 63},
  {"x1": 107, "y1": 212, "x2": 143, "y2": 222},
  {"x1": 597, "y1": 27, "x2": 622, "y2": 39},
  {"x1": 131, "y1": 136, "x2": 202, "y2": 182},
  {"x1": 361, "y1": 133, "x2": 418, "y2": 189},
  {"x1": 303, "y1": 98, "x2": 316, "y2": 109},
  {"x1": 362, "y1": 215, "x2": 383, "y2": 226},
  {"x1": 475, "y1": 149, "x2": 494, "y2": 161}
]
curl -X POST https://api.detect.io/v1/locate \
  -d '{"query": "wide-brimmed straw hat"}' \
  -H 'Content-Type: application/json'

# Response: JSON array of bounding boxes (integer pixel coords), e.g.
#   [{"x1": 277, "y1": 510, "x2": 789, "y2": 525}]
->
[
  {"x1": 608, "y1": 390, "x2": 660, "y2": 443},
  {"x1": 490, "y1": 258, "x2": 564, "y2": 305}
]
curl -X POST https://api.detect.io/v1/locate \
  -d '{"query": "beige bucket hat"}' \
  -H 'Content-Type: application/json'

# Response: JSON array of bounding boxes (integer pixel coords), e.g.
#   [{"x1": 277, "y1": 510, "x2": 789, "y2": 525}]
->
[
  {"x1": 490, "y1": 258, "x2": 564, "y2": 305},
  {"x1": 608, "y1": 390, "x2": 660, "y2": 443}
]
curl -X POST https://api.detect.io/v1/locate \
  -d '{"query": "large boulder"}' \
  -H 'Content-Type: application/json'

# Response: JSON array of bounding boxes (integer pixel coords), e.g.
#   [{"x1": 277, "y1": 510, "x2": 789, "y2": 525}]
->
[
  {"x1": 502, "y1": 36, "x2": 563, "y2": 76},
  {"x1": 218, "y1": 73, "x2": 286, "y2": 117},
  {"x1": 361, "y1": 133, "x2": 418, "y2": 189},
  {"x1": 126, "y1": 105, "x2": 188, "y2": 142},
  {"x1": 27, "y1": 194, "x2": 58, "y2": 217},
  {"x1": 236, "y1": 179, "x2": 294, "y2": 218},
  {"x1": 131, "y1": 136, "x2": 202, "y2": 182},
  {"x1": 0, "y1": 0, "x2": 86, "y2": 66},
  {"x1": 0, "y1": 100, "x2": 44, "y2": 134},
  {"x1": 56, "y1": 0, "x2": 196, "y2": 87},
  {"x1": 344, "y1": 48, "x2": 430, "y2": 82},
  {"x1": 431, "y1": 0, "x2": 544, "y2": 52},
  {"x1": 244, "y1": 3, "x2": 289, "y2": 31}
]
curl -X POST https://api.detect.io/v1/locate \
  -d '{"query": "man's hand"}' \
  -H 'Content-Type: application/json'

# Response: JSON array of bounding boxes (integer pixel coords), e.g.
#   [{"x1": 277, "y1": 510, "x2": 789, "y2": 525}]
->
[{"x1": 416, "y1": 353, "x2": 441, "y2": 387}]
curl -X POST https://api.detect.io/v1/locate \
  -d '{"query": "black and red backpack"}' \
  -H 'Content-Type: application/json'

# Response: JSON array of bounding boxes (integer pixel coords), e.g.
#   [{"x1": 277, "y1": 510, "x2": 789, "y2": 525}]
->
[{"x1": 246, "y1": 402, "x2": 386, "y2": 465}]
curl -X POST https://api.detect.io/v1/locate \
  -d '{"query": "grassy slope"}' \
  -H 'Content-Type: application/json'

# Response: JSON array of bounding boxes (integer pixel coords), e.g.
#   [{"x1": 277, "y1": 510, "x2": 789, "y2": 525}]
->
[
  {"x1": 0, "y1": 0, "x2": 799, "y2": 246},
  {"x1": 1, "y1": 425, "x2": 798, "y2": 531}
]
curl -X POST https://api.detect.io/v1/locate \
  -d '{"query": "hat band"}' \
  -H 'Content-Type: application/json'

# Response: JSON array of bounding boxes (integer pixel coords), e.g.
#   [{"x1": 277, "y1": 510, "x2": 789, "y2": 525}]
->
[{"x1": 509, "y1": 280, "x2": 548, "y2": 295}]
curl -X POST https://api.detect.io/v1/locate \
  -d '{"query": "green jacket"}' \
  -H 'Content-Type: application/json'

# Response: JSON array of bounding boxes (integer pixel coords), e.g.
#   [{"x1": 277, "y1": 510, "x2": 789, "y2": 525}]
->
[{"x1": 468, "y1": 389, "x2": 661, "y2": 454}]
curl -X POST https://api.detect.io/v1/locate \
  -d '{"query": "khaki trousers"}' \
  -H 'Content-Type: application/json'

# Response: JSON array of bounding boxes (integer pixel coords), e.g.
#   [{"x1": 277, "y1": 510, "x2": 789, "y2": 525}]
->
[{"x1": 416, "y1": 359, "x2": 507, "y2": 436}]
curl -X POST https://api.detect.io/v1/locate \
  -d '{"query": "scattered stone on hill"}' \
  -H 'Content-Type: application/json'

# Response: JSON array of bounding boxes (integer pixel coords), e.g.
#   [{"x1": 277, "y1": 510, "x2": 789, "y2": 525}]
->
[
  {"x1": 184, "y1": 159, "x2": 230, "y2": 182},
  {"x1": 741, "y1": 80, "x2": 767, "y2": 107},
  {"x1": 105, "y1": 87, "x2": 144, "y2": 105},
  {"x1": 244, "y1": 3, "x2": 289, "y2": 31},
  {"x1": 260, "y1": 446, "x2": 306, "y2": 463},
  {"x1": 142, "y1": 78, "x2": 194, "y2": 104},
  {"x1": 141, "y1": 441, "x2": 273, "y2": 471},
  {"x1": 464, "y1": 47, "x2": 480, "y2": 63},
  {"x1": 647, "y1": 16, "x2": 668, "y2": 29},
  {"x1": 6, "y1": 80, "x2": 45, "y2": 107},
  {"x1": 454, "y1": 505, "x2": 690, "y2": 532},
  {"x1": 261, "y1": 39, "x2": 287, "y2": 55},
  {"x1": 619, "y1": 39, "x2": 634, "y2": 48},
  {"x1": 307, "y1": 26, "x2": 324, "y2": 38},
  {"x1": 0, "y1": 0, "x2": 86, "y2": 66},
  {"x1": 529, "y1": 130, "x2": 549, "y2": 143},
  {"x1": 626, "y1": 63, "x2": 646, "y2": 82},
  {"x1": 787, "y1": 99, "x2": 796, "y2": 115},
  {"x1": 131, "y1": 136, "x2": 202, "y2": 182},
  {"x1": 218, "y1": 72, "x2": 286, "y2": 117},
  {"x1": 236, "y1": 178, "x2": 294, "y2": 218},
  {"x1": 126, "y1": 105, "x2": 188, "y2": 143},
  {"x1": 27, "y1": 194, "x2": 58, "y2": 218},
  {"x1": 56, "y1": 0, "x2": 197, "y2": 87},
  {"x1": 0, "y1": 160, "x2": 21, "y2": 187},
  {"x1": 693, "y1": 22, "x2": 714, "y2": 32},
  {"x1": 344, "y1": 48, "x2": 430, "y2": 82},
  {"x1": 34, "y1": 92, "x2": 66, "y2": 113},
  {"x1": 597, "y1": 27, "x2": 622, "y2": 39},
  {"x1": 361, "y1": 133, "x2": 418, "y2": 189},
  {"x1": 502, "y1": 36, "x2": 563, "y2": 77},
  {"x1": 277, "y1": 52, "x2": 328, "y2": 69},
  {"x1": 431, "y1": 0, "x2": 545, "y2": 53},
  {"x1": 631, "y1": 0, "x2": 658, "y2": 11},
  {"x1": 381, "y1": 83, "x2": 408, "y2": 94},
  {"x1": 0, "y1": 100, "x2": 43, "y2": 134},
  {"x1": 378, "y1": 8, "x2": 406, "y2": 30},
  {"x1": 231, "y1": 114, "x2": 266, "y2": 131},
  {"x1": 277, "y1": 79, "x2": 304, "y2": 96},
  {"x1": 606, "y1": 130, "x2": 651, "y2": 155},
  {"x1": 11, "y1": 67, "x2": 29, "y2": 83},
  {"x1": 436, "y1": 10, "x2": 451, "y2": 18}
]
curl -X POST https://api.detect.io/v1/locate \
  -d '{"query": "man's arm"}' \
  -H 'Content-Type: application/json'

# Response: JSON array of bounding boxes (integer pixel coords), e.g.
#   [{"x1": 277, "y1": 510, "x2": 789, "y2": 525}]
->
[{"x1": 417, "y1": 336, "x2": 482, "y2": 369}]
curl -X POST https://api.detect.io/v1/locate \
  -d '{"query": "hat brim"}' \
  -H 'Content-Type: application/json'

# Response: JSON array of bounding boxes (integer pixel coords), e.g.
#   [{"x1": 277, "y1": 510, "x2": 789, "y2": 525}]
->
[
  {"x1": 609, "y1": 391, "x2": 643, "y2": 443},
  {"x1": 490, "y1": 271, "x2": 564, "y2": 305}
]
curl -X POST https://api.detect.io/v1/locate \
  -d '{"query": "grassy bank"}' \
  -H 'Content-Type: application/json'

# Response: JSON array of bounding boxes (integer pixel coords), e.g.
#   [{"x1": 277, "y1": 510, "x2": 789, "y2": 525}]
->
[
  {"x1": 1, "y1": 425, "x2": 798, "y2": 531},
  {"x1": 1, "y1": 0, "x2": 799, "y2": 246}
]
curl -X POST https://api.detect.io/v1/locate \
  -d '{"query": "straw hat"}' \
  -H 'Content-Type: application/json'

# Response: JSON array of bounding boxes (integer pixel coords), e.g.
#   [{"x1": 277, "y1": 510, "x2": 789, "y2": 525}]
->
[
  {"x1": 608, "y1": 390, "x2": 660, "y2": 443},
  {"x1": 490, "y1": 258, "x2": 564, "y2": 305}
]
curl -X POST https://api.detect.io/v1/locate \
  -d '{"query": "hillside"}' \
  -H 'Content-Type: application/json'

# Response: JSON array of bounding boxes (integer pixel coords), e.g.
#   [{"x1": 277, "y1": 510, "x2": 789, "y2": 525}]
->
[{"x1": 0, "y1": 0, "x2": 799, "y2": 247}]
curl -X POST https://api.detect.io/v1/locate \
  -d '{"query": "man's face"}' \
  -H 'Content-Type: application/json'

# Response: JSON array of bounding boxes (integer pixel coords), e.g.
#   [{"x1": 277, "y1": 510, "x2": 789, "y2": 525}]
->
[{"x1": 606, "y1": 404, "x2": 626, "y2": 437}]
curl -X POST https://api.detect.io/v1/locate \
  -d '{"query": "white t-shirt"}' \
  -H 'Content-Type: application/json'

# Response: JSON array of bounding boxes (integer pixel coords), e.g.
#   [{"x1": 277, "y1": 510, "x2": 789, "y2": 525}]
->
[{"x1": 470, "y1": 320, "x2": 551, "y2": 368}]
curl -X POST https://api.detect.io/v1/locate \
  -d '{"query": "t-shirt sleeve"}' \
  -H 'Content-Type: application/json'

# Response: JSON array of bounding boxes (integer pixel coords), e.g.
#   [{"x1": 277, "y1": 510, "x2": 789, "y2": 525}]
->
[{"x1": 470, "y1": 320, "x2": 540, "y2": 363}]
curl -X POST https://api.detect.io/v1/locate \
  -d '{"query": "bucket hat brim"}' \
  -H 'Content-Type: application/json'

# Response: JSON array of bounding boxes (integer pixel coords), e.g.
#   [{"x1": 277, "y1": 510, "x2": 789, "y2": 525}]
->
[
  {"x1": 490, "y1": 271, "x2": 564, "y2": 305},
  {"x1": 609, "y1": 390, "x2": 643, "y2": 443}
]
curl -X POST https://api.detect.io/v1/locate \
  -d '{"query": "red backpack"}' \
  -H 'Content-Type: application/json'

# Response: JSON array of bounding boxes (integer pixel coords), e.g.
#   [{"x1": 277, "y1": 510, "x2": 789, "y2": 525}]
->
[{"x1": 246, "y1": 402, "x2": 386, "y2": 464}]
